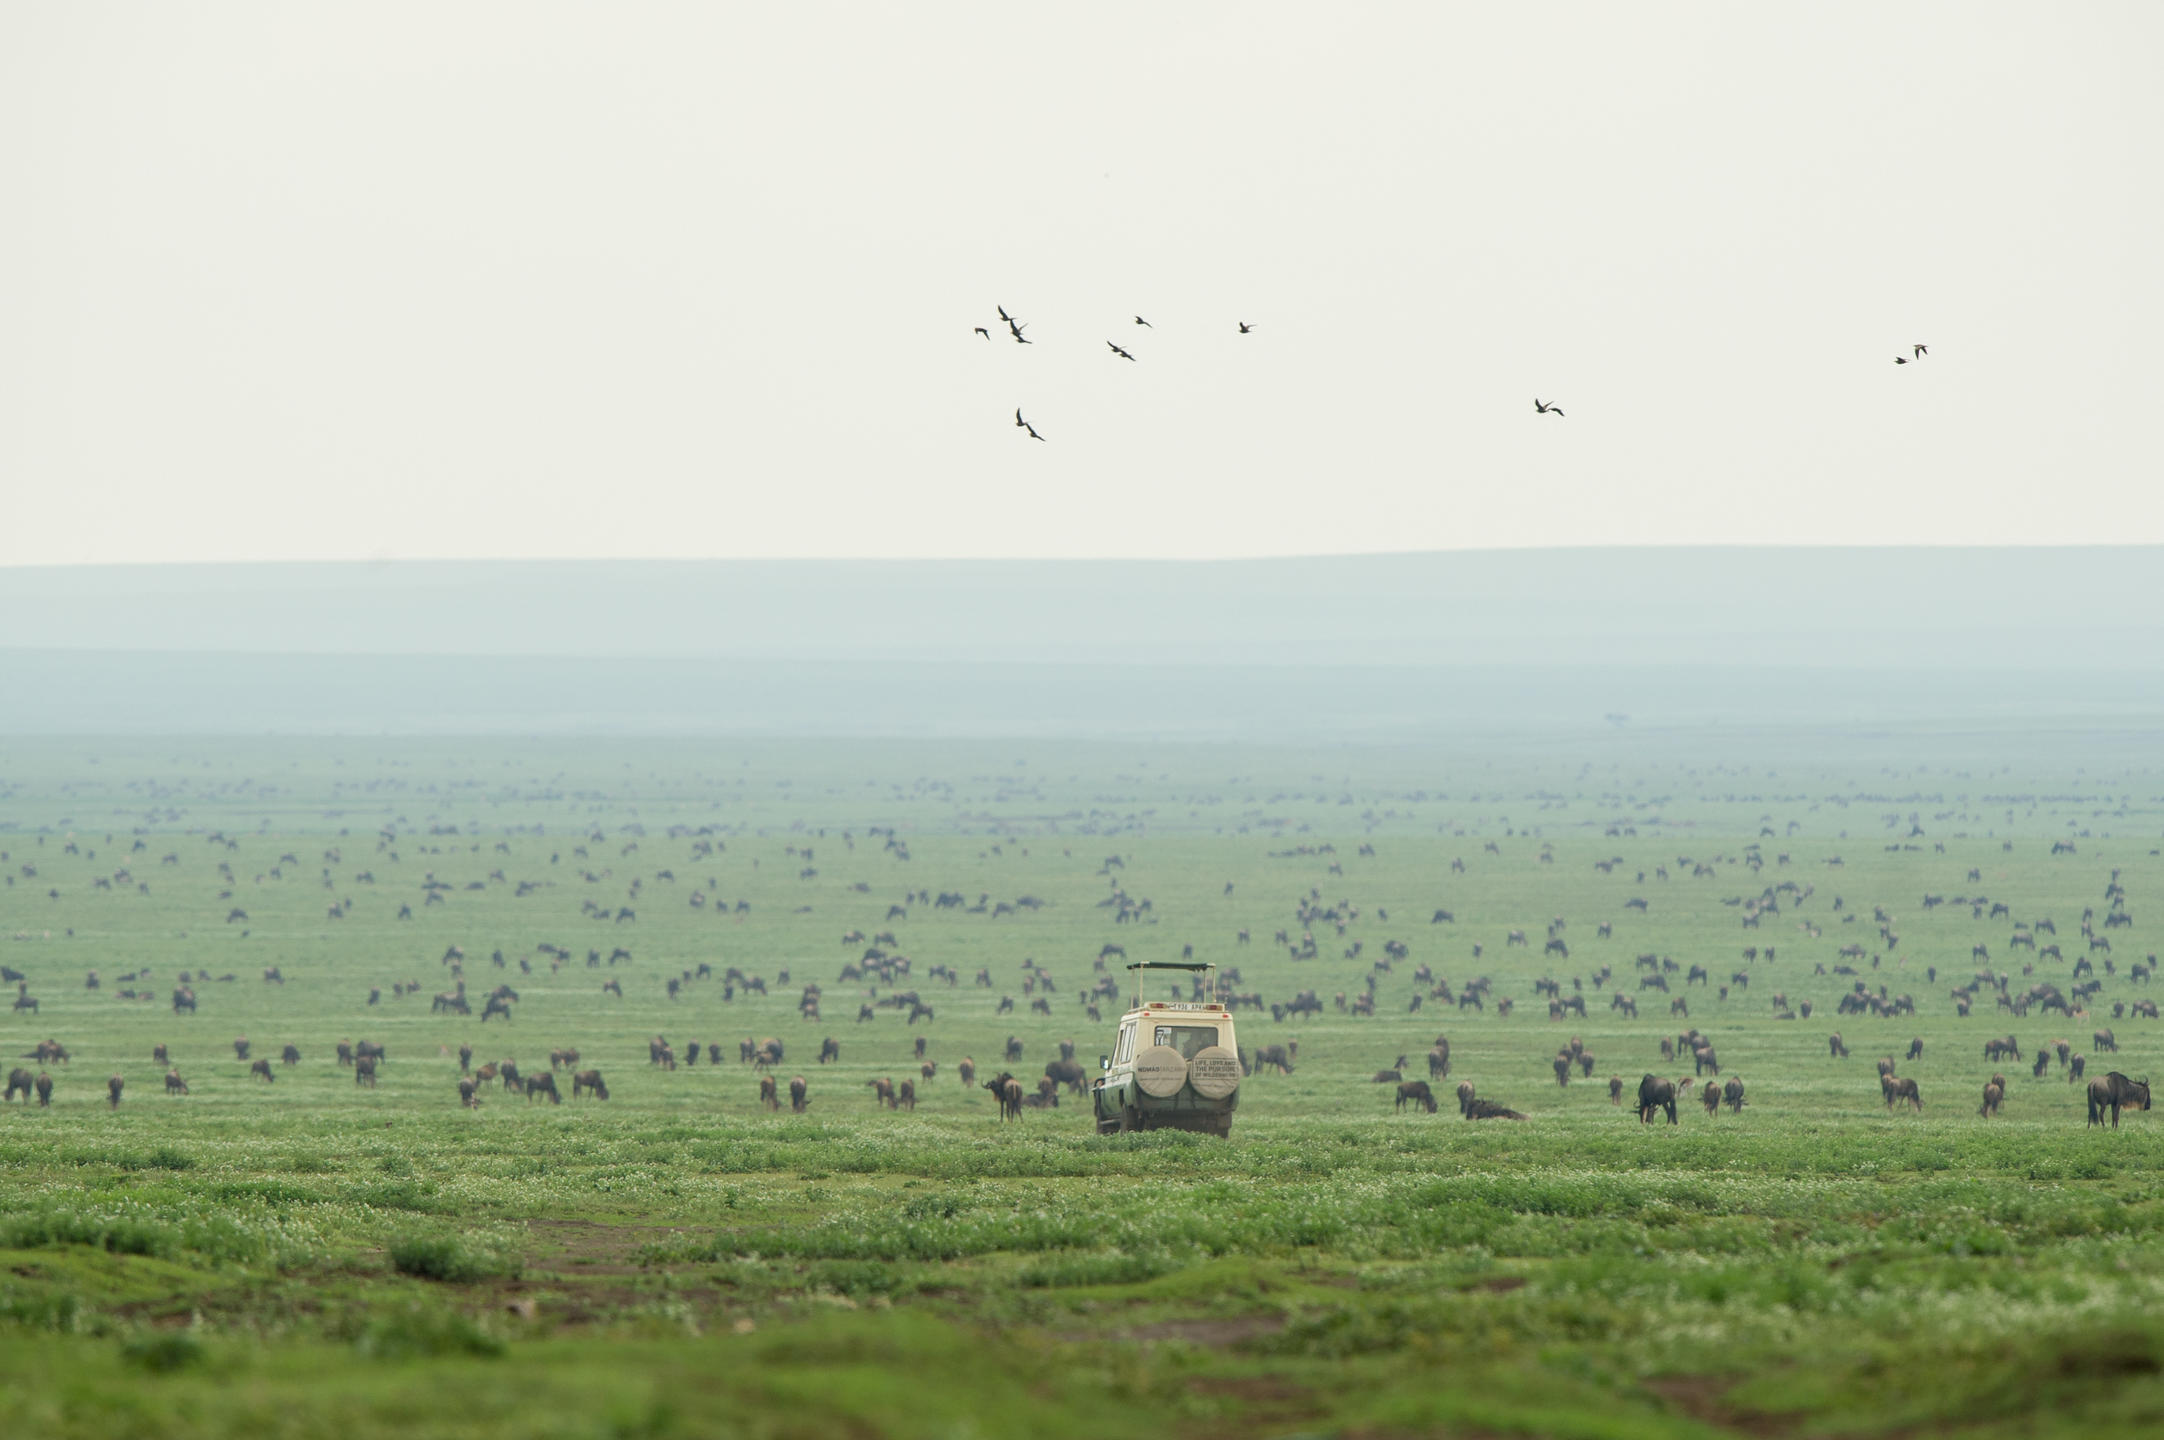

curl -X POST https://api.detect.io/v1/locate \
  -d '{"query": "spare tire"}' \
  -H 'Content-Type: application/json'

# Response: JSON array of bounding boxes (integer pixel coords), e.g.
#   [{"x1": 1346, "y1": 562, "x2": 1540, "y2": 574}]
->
[
  {"x1": 1189, "y1": 1045, "x2": 1241, "y2": 1100},
  {"x1": 1133, "y1": 1045, "x2": 1189, "y2": 1098}
]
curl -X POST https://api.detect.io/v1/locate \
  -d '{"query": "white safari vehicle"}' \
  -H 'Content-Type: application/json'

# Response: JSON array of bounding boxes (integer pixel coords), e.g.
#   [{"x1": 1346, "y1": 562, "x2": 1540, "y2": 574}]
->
[{"x1": 1092, "y1": 962, "x2": 1242, "y2": 1136}]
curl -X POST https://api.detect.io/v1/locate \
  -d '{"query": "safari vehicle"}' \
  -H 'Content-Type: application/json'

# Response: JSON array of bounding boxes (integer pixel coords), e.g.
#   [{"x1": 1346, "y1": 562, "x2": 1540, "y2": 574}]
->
[{"x1": 1092, "y1": 961, "x2": 1242, "y2": 1136}]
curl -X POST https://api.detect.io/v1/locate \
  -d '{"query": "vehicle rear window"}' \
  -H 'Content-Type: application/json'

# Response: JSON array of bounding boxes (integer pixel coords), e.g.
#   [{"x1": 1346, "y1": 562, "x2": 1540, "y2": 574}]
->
[{"x1": 1153, "y1": 1025, "x2": 1219, "y2": 1060}]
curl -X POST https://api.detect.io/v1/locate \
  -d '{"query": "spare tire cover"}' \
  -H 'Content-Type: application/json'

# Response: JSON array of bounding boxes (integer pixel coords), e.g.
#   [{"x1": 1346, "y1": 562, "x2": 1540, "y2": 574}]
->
[
  {"x1": 1189, "y1": 1045, "x2": 1241, "y2": 1099},
  {"x1": 1133, "y1": 1045, "x2": 1190, "y2": 1098}
]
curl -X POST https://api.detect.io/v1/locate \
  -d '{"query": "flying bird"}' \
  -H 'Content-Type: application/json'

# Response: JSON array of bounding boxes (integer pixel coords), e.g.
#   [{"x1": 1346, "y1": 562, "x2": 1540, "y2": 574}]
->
[
  {"x1": 1913, "y1": 344, "x2": 1928, "y2": 358},
  {"x1": 974, "y1": 327, "x2": 990, "y2": 340},
  {"x1": 1007, "y1": 318, "x2": 1030, "y2": 344},
  {"x1": 1237, "y1": 321, "x2": 1255, "y2": 334},
  {"x1": 1894, "y1": 356, "x2": 1908, "y2": 364},
  {"x1": 1534, "y1": 399, "x2": 1564, "y2": 417},
  {"x1": 1014, "y1": 408, "x2": 1028, "y2": 429},
  {"x1": 998, "y1": 305, "x2": 1016, "y2": 325},
  {"x1": 1024, "y1": 421, "x2": 1045, "y2": 441},
  {"x1": 1108, "y1": 342, "x2": 1136, "y2": 361},
  {"x1": 1134, "y1": 316, "x2": 1152, "y2": 327}
]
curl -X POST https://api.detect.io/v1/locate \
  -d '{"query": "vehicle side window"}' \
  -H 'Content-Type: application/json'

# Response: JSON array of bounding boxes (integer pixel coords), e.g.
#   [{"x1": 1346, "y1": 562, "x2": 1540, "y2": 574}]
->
[
  {"x1": 1153, "y1": 1025, "x2": 1220, "y2": 1060},
  {"x1": 1115, "y1": 1025, "x2": 1136, "y2": 1065}
]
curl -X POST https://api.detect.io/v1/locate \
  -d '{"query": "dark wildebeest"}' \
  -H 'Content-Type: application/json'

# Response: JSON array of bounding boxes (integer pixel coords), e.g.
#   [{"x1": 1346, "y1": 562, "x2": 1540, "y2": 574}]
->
[
  {"x1": 758, "y1": 1075, "x2": 779, "y2": 1110},
  {"x1": 1907, "y1": 1037, "x2": 1924, "y2": 1061},
  {"x1": 1722, "y1": 1076, "x2": 1745, "y2": 1113},
  {"x1": 985, "y1": 1072, "x2": 1024, "y2": 1121},
  {"x1": 282, "y1": 1043, "x2": 301, "y2": 1066},
  {"x1": 1829, "y1": 1033, "x2": 1849, "y2": 1058},
  {"x1": 165, "y1": 1068, "x2": 189, "y2": 1096},
  {"x1": 819, "y1": 1037, "x2": 841, "y2": 1065},
  {"x1": 1253, "y1": 1044, "x2": 1295, "y2": 1076},
  {"x1": 958, "y1": 1057, "x2": 976, "y2": 1087},
  {"x1": 1578, "y1": 1051, "x2": 1597, "y2": 1078},
  {"x1": 1395, "y1": 1080, "x2": 1438, "y2": 1113},
  {"x1": 1456, "y1": 1080, "x2": 1477, "y2": 1115},
  {"x1": 867, "y1": 1076, "x2": 895, "y2": 1107},
  {"x1": 896, "y1": 1079, "x2": 916, "y2": 1111},
  {"x1": 2070, "y1": 1054, "x2": 2087, "y2": 1083},
  {"x1": 1693, "y1": 1046, "x2": 1719, "y2": 1077},
  {"x1": 572, "y1": 1069, "x2": 608, "y2": 1100},
  {"x1": 1045, "y1": 1059, "x2": 1087, "y2": 1095},
  {"x1": 154, "y1": 1043, "x2": 170, "y2": 1066},
  {"x1": 34, "y1": 1071, "x2": 51, "y2": 1107},
  {"x1": 3, "y1": 1068, "x2": 30, "y2": 1103},
  {"x1": 1608, "y1": 1075, "x2": 1624, "y2": 1105},
  {"x1": 525, "y1": 1072, "x2": 561, "y2": 1104},
  {"x1": 1638, "y1": 1073, "x2": 1680, "y2": 1124},
  {"x1": 233, "y1": 1037, "x2": 251, "y2": 1061},
  {"x1": 1552, "y1": 1055, "x2": 1572, "y2": 1087},
  {"x1": 1979, "y1": 1081, "x2": 2004, "y2": 1117},
  {"x1": 2094, "y1": 1028, "x2": 2118, "y2": 1053},
  {"x1": 2086, "y1": 1072, "x2": 2151, "y2": 1128},
  {"x1": 1427, "y1": 1043, "x2": 1451, "y2": 1079},
  {"x1": 1984, "y1": 1035, "x2": 2021, "y2": 1062},
  {"x1": 355, "y1": 1055, "x2": 378, "y2": 1088},
  {"x1": 789, "y1": 1075, "x2": 809, "y2": 1113},
  {"x1": 1003, "y1": 1036, "x2": 1024, "y2": 1063},
  {"x1": 1701, "y1": 1079, "x2": 1722, "y2": 1115},
  {"x1": 250, "y1": 1058, "x2": 274, "y2": 1083},
  {"x1": 108, "y1": 1075, "x2": 125, "y2": 1109},
  {"x1": 336, "y1": 1041, "x2": 356, "y2": 1067},
  {"x1": 1463, "y1": 1097, "x2": 1527, "y2": 1120},
  {"x1": 458, "y1": 1077, "x2": 481, "y2": 1108},
  {"x1": 2032, "y1": 1050, "x2": 2051, "y2": 1080},
  {"x1": 1881, "y1": 1074, "x2": 1922, "y2": 1111}
]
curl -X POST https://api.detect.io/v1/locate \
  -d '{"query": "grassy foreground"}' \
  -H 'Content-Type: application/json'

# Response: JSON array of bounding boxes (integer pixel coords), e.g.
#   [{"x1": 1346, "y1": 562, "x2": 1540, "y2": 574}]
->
[{"x1": 1, "y1": 734, "x2": 2161, "y2": 1437}]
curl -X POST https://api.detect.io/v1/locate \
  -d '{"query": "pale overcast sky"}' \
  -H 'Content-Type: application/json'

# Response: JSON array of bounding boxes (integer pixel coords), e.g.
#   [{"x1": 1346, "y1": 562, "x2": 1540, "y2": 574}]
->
[{"x1": 3, "y1": 3, "x2": 2158, "y2": 564}]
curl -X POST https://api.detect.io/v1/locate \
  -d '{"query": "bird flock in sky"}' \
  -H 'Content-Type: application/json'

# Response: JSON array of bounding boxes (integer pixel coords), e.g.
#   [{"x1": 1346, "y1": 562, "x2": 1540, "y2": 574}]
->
[{"x1": 979, "y1": 304, "x2": 1929, "y2": 438}]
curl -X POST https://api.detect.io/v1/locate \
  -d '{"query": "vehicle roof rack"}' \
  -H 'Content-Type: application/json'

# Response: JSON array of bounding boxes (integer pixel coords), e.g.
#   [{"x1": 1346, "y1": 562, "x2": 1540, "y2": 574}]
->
[{"x1": 1125, "y1": 961, "x2": 1212, "y2": 971}]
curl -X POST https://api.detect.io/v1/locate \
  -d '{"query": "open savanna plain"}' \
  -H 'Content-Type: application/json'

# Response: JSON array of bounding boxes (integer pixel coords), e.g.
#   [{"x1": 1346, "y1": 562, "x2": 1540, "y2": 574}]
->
[{"x1": 2, "y1": 734, "x2": 2163, "y2": 1439}]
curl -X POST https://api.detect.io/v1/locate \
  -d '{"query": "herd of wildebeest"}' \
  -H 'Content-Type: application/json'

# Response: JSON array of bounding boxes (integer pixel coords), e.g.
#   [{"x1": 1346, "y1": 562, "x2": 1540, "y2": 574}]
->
[{"x1": 3, "y1": 829, "x2": 2152, "y2": 1135}]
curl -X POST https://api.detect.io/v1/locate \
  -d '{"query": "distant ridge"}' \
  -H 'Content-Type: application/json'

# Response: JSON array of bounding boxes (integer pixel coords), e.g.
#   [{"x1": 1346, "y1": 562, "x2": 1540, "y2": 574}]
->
[{"x1": 5, "y1": 548, "x2": 2159, "y2": 670}]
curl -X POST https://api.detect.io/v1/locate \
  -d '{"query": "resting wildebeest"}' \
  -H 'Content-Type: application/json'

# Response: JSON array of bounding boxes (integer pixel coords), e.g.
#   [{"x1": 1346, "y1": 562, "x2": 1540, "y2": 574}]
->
[
  {"x1": 1722, "y1": 1076, "x2": 1745, "y2": 1112},
  {"x1": 788, "y1": 1075, "x2": 808, "y2": 1113},
  {"x1": 2086, "y1": 1072, "x2": 2151, "y2": 1128},
  {"x1": 1463, "y1": 1097, "x2": 1527, "y2": 1120},
  {"x1": 1880, "y1": 1074, "x2": 1922, "y2": 1111},
  {"x1": 572, "y1": 1069, "x2": 609, "y2": 1100},
  {"x1": 1637, "y1": 1074, "x2": 1680, "y2": 1124},
  {"x1": 1395, "y1": 1080, "x2": 1438, "y2": 1113},
  {"x1": 1979, "y1": 1080, "x2": 2004, "y2": 1117}
]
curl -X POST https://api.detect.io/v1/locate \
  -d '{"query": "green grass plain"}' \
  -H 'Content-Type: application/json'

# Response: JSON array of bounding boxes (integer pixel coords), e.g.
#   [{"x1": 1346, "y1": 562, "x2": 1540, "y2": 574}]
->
[{"x1": 1, "y1": 734, "x2": 2161, "y2": 1439}]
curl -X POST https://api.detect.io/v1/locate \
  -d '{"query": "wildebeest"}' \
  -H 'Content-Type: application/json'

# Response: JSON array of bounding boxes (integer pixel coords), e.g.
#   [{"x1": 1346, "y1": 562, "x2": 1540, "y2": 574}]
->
[
  {"x1": 1637, "y1": 1074, "x2": 1681, "y2": 1124},
  {"x1": 1456, "y1": 1079, "x2": 1476, "y2": 1115},
  {"x1": 458, "y1": 1076, "x2": 481, "y2": 1108},
  {"x1": 1984, "y1": 1035, "x2": 2021, "y2": 1063},
  {"x1": 1252, "y1": 1044, "x2": 1295, "y2": 1076},
  {"x1": 758, "y1": 1074, "x2": 779, "y2": 1110},
  {"x1": 572, "y1": 1069, "x2": 609, "y2": 1100},
  {"x1": 165, "y1": 1068, "x2": 189, "y2": 1096},
  {"x1": 867, "y1": 1076, "x2": 895, "y2": 1107},
  {"x1": 1906, "y1": 1037, "x2": 1924, "y2": 1061},
  {"x1": 958, "y1": 1057, "x2": 976, "y2": 1087},
  {"x1": 1463, "y1": 1097, "x2": 1527, "y2": 1120},
  {"x1": 3, "y1": 1068, "x2": 30, "y2": 1103},
  {"x1": 1828, "y1": 1032, "x2": 1850, "y2": 1058},
  {"x1": 819, "y1": 1037, "x2": 841, "y2": 1064},
  {"x1": 153, "y1": 1042, "x2": 170, "y2": 1066},
  {"x1": 1552, "y1": 1055, "x2": 1572, "y2": 1087},
  {"x1": 985, "y1": 1072, "x2": 1024, "y2": 1121},
  {"x1": 788, "y1": 1075, "x2": 808, "y2": 1112},
  {"x1": 108, "y1": 1075, "x2": 124, "y2": 1108},
  {"x1": 1608, "y1": 1075, "x2": 1624, "y2": 1105},
  {"x1": 233, "y1": 1037, "x2": 251, "y2": 1061},
  {"x1": 34, "y1": 1070, "x2": 51, "y2": 1106},
  {"x1": 355, "y1": 1055, "x2": 378, "y2": 1088},
  {"x1": 1701, "y1": 1079, "x2": 1722, "y2": 1115},
  {"x1": 1427, "y1": 1041, "x2": 1451, "y2": 1079},
  {"x1": 2086, "y1": 1072, "x2": 2151, "y2": 1128},
  {"x1": 896, "y1": 1079, "x2": 916, "y2": 1111},
  {"x1": 1395, "y1": 1080, "x2": 1438, "y2": 1113},
  {"x1": 1979, "y1": 1080, "x2": 2004, "y2": 1117},
  {"x1": 2070, "y1": 1054, "x2": 2087, "y2": 1083},
  {"x1": 1722, "y1": 1076, "x2": 1745, "y2": 1113},
  {"x1": 2094, "y1": 1028, "x2": 2118, "y2": 1053},
  {"x1": 250, "y1": 1058, "x2": 275, "y2": 1083},
  {"x1": 525, "y1": 1072, "x2": 562, "y2": 1104},
  {"x1": 282, "y1": 1043, "x2": 301, "y2": 1066},
  {"x1": 1880, "y1": 1074, "x2": 1922, "y2": 1111}
]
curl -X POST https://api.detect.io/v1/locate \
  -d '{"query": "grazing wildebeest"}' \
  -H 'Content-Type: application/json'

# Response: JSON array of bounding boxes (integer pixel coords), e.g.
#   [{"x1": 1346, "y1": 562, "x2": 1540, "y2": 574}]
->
[
  {"x1": 2094, "y1": 1028, "x2": 2118, "y2": 1053},
  {"x1": 1984, "y1": 1035, "x2": 2021, "y2": 1062},
  {"x1": 1722, "y1": 1076, "x2": 1745, "y2": 1113},
  {"x1": 1693, "y1": 1046, "x2": 1719, "y2": 1077},
  {"x1": 282, "y1": 1043, "x2": 301, "y2": 1066},
  {"x1": 2086, "y1": 1072, "x2": 2151, "y2": 1128},
  {"x1": 1003, "y1": 1036, "x2": 1024, "y2": 1063},
  {"x1": 867, "y1": 1076, "x2": 895, "y2": 1107},
  {"x1": 1907, "y1": 1037, "x2": 1924, "y2": 1061},
  {"x1": 1608, "y1": 1075, "x2": 1624, "y2": 1105},
  {"x1": 572, "y1": 1069, "x2": 608, "y2": 1100},
  {"x1": 788, "y1": 1075, "x2": 808, "y2": 1113},
  {"x1": 985, "y1": 1072, "x2": 1024, "y2": 1121},
  {"x1": 355, "y1": 1055, "x2": 377, "y2": 1088},
  {"x1": 758, "y1": 1075, "x2": 779, "y2": 1110},
  {"x1": 1979, "y1": 1080, "x2": 2004, "y2": 1117},
  {"x1": 1045, "y1": 1058, "x2": 1087, "y2": 1095},
  {"x1": 458, "y1": 1077, "x2": 481, "y2": 1108},
  {"x1": 1637, "y1": 1074, "x2": 1680, "y2": 1124},
  {"x1": 108, "y1": 1075, "x2": 124, "y2": 1109},
  {"x1": 1252, "y1": 1044, "x2": 1294, "y2": 1076},
  {"x1": 1578, "y1": 1051, "x2": 1597, "y2": 1078},
  {"x1": 525, "y1": 1072, "x2": 561, "y2": 1104},
  {"x1": 2032, "y1": 1050, "x2": 2051, "y2": 1079},
  {"x1": 1395, "y1": 1080, "x2": 1438, "y2": 1113},
  {"x1": 819, "y1": 1037, "x2": 841, "y2": 1064},
  {"x1": 165, "y1": 1068, "x2": 189, "y2": 1096},
  {"x1": 3, "y1": 1068, "x2": 30, "y2": 1103},
  {"x1": 1880, "y1": 1074, "x2": 1922, "y2": 1111},
  {"x1": 249, "y1": 1058, "x2": 274, "y2": 1083}
]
